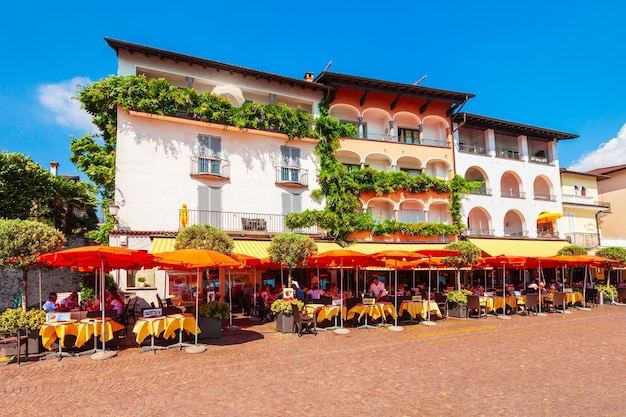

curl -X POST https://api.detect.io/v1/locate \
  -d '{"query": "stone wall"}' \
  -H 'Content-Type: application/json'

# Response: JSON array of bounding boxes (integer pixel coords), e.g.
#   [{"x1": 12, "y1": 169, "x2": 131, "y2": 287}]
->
[{"x1": 0, "y1": 237, "x2": 95, "y2": 311}]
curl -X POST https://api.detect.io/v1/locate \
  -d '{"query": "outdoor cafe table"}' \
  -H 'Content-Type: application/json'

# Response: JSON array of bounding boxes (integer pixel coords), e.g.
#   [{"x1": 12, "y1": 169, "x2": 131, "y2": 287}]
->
[
  {"x1": 306, "y1": 304, "x2": 347, "y2": 330},
  {"x1": 162, "y1": 313, "x2": 199, "y2": 350},
  {"x1": 74, "y1": 317, "x2": 124, "y2": 356},
  {"x1": 398, "y1": 300, "x2": 442, "y2": 321},
  {"x1": 132, "y1": 316, "x2": 167, "y2": 353},
  {"x1": 39, "y1": 319, "x2": 78, "y2": 360},
  {"x1": 347, "y1": 302, "x2": 396, "y2": 329},
  {"x1": 488, "y1": 296, "x2": 519, "y2": 314}
]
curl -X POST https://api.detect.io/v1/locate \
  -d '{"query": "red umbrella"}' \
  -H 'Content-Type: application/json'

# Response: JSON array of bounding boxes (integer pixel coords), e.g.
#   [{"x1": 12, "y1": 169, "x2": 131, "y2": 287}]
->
[
  {"x1": 38, "y1": 246, "x2": 155, "y2": 360},
  {"x1": 152, "y1": 249, "x2": 240, "y2": 351},
  {"x1": 372, "y1": 250, "x2": 426, "y2": 331},
  {"x1": 309, "y1": 249, "x2": 374, "y2": 334}
]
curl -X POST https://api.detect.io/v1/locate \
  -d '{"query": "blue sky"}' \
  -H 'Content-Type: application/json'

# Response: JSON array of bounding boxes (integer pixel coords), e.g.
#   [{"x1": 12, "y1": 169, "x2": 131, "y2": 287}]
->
[{"x1": 2, "y1": 0, "x2": 625, "y2": 179}]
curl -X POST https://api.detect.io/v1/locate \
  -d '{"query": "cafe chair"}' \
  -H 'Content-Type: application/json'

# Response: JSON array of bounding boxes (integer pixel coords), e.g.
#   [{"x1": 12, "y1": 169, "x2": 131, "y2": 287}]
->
[
  {"x1": 434, "y1": 293, "x2": 448, "y2": 318},
  {"x1": 0, "y1": 328, "x2": 29, "y2": 366},
  {"x1": 291, "y1": 303, "x2": 317, "y2": 337},
  {"x1": 546, "y1": 292, "x2": 566, "y2": 313},
  {"x1": 524, "y1": 293, "x2": 539, "y2": 316},
  {"x1": 466, "y1": 295, "x2": 487, "y2": 319},
  {"x1": 617, "y1": 288, "x2": 626, "y2": 303},
  {"x1": 319, "y1": 295, "x2": 333, "y2": 305},
  {"x1": 585, "y1": 288, "x2": 598, "y2": 308}
]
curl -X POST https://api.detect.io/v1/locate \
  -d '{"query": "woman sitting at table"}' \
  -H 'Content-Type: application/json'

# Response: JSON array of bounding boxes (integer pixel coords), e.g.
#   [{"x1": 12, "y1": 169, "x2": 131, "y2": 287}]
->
[
  {"x1": 325, "y1": 282, "x2": 339, "y2": 298},
  {"x1": 107, "y1": 290, "x2": 124, "y2": 318},
  {"x1": 60, "y1": 291, "x2": 80, "y2": 310},
  {"x1": 307, "y1": 284, "x2": 325, "y2": 300},
  {"x1": 42, "y1": 292, "x2": 58, "y2": 313}
]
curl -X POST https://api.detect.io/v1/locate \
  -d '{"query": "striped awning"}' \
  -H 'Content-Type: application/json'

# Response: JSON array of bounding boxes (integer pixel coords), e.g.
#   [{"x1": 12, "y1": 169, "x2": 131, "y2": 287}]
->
[
  {"x1": 469, "y1": 238, "x2": 569, "y2": 258},
  {"x1": 149, "y1": 237, "x2": 176, "y2": 254},
  {"x1": 345, "y1": 242, "x2": 448, "y2": 255}
]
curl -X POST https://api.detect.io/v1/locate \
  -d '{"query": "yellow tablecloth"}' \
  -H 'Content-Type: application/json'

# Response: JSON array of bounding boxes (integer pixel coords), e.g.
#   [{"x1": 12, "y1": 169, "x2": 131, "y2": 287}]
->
[
  {"x1": 490, "y1": 296, "x2": 519, "y2": 312},
  {"x1": 303, "y1": 304, "x2": 325, "y2": 318},
  {"x1": 162, "y1": 314, "x2": 199, "y2": 340},
  {"x1": 566, "y1": 293, "x2": 583, "y2": 305},
  {"x1": 75, "y1": 318, "x2": 125, "y2": 348},
  {"x1": 316, "y1": 305, "x2": 347, "y2": 322},
  {"x1": 132, "y1": 317, "x2": 166, "y2": 345},
  {"x1": 347, "y1": 303, "x2": 397, "y2": 322},
  {"x1": 39, "y1": 320, "x2": 78, "y2": 350},
  {"x1": 398, "y1": 300, "x2": 442, "y2": 319}
]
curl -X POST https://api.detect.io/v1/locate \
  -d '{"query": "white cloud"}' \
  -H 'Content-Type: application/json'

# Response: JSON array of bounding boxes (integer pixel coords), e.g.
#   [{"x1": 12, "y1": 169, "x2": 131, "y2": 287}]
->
[
  {"x1": 569, "y1": 122, "x2": 626, "y2": 172},
  {"x1": 37, "y1": 77, "x2": 97, "y2": 134}
]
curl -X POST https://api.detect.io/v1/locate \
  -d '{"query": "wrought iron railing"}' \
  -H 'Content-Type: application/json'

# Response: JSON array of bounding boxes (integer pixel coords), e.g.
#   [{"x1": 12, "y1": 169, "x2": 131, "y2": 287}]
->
[
  {"x1": 466, "y1": 228, "x2": 495, "y2": 237},
  {"x1": 533, "y1": 193, "x2": 557, "y2": 202},
  {"x1": 182, "y1": 209, "x2": 319, "y2": 234},
  {"x1": 275, "y1": 166, "x2": 308, "y2": 187},
  {"x1": 190, "y1": 156, "x2": 230, "y2": 178},
  {"x1": 561, "y1": 194, "x2": 610, "y2": 209},
  {"x1": 500, "y1": 190, "x2": 526, "y2": 199},
  {"x1": 458, "y1": 143, "x2": 488, "y2": 155}
]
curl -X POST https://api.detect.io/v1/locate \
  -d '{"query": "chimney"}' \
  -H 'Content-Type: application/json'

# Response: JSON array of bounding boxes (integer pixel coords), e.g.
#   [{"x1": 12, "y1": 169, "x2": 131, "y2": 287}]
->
[
  {"x1": 304, "y1": 72, "x2": 314, "y2": 82},
  {"x1": 50, "y1": 161, "x2": 59, "y2": 176}
]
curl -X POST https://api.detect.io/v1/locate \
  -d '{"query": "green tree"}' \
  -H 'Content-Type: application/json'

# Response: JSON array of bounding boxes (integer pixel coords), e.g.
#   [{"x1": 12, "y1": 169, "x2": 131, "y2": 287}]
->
[
  {"x1": 267, "y1": 232, "x2": 318, "y2": 286},
  {"x1": 595, "y1": 246, "x2": 626, "y2": 264},
  {"x1": 0, "y1": 219, "x2": 65, "y2": 311},
  {"x1": 443, "y1": 241, "x2": 482, "y2": 290},
  {"x1": 175, "y1": 224, "x2": 234, "y2": 254},
  {"x1": 557, "y1": 244, "x2": 588, "y2": 256},
  {"x1": 0, "y1": 152, "x2": 53, "y2": 220}
]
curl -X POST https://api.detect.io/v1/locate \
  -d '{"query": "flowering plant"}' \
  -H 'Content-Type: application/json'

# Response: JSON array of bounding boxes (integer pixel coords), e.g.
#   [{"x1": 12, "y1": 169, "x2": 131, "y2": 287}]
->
[
  {"x1": 446, "y1": 289, "x2": 473, "y2": 306},
  {"x1": 270, "y1": 298, "x2": 303, "y2": 316}
]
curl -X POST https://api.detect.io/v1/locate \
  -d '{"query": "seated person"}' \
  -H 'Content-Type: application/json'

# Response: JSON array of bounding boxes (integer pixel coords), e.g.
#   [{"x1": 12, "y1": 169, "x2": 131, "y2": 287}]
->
[
  {"x1": 292, "y1": 281, "x2": 305, "y2": 301},
  {"x1": 42, "y1": 292, "x2": 58, "y2": 313},
  {"x1": 369, "y1": 277, "x2": 386, "y2": 299},
  {"x1": 307, "y1": 284, "x2": 325, "y2": 300},
  {"x1": 325, "y1": 282, "x2": 339, "y2": 298},
  {"x1": 60, "y1": 291, "x2": 80, "y2": 310},
  {"x1": 107, "y1": 290, "x2": 125, "y2": 318}
]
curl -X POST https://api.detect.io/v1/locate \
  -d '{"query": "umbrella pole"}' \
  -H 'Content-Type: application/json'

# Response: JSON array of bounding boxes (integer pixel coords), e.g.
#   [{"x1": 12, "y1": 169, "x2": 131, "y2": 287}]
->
[
  {"x1": 38, "y1": 269, "x2": 42, "y2": 311},
  {"x1": 422, "y1": 258, "x2": 436, "y2": 326},
  {"x1": 92, "y1": 258, "x2": 116, "y2": 360},
  {"x1": 225, "y1": 268, "x2": 239, "y2": 331},
  {"x1": 497, "y1": 263, "x2": 511, "y2": 320},
  {"x1": 186, "y1": 268, "x2": 206, "y2": 354},
  {"x1": 334, "y1": 259, "x2": 350, "y2": 335},
  {"x1": 389, "y1": 259, "x2": 403, "y2": 332}
]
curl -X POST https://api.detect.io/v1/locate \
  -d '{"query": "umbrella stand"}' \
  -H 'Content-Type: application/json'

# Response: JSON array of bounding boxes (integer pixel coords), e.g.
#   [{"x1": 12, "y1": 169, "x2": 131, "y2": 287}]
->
[
  {"x1": 334, "y1": 260, "x2": 350, "y2": 335},
  {"x1": 225, "y1": 268, "x2": 239, "y2": 331},
  {"x1": 185, "y1": 268, "x2": 207, "y2": 354},
  {"x1": 422, "y1": 258, "x2": 437, "y2": 326},
  {"x1": 496, "y1": 263, "x2": 511, "y2": 320}
]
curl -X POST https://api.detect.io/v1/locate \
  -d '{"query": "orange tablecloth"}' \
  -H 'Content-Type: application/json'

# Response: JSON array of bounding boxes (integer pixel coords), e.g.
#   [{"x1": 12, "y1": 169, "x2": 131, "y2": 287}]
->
[
  {"x1": 132, "y1": 316, "x2": 166, "y2": 345},
  {"x1": 75, "y1": 318, "x2": 124, "y2": 348},
  {"x1": 162, "y1": 314, "x2": 199, "y2": 340},
  {"x1": 347, "y1": 302, "x2": 397, "y2": 322},
  {"x1": 39, "y1": 320, "x2": 78, "y2": 350},
  {"x1": 398, "y1": 300, "x2": 442, "y2": 319}
]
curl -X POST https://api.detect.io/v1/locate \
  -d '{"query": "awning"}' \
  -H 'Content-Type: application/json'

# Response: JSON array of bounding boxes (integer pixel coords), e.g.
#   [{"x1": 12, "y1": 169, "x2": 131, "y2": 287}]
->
[
  {"x1": 345, "y1": 242, "x2": 448, "y2": 255},
  {"x1": 149, "y1": 237, "x2": 176, "y2": 254},
  {"x1": 469, "y1": 238, "x2": 569, "y2": 258}
]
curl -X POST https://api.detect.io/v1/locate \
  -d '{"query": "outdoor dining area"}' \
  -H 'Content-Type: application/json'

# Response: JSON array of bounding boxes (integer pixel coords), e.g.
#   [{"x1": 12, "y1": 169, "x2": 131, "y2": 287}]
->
[{"x1": 17, "y1": 244, "x2": 620, "y2": 362}]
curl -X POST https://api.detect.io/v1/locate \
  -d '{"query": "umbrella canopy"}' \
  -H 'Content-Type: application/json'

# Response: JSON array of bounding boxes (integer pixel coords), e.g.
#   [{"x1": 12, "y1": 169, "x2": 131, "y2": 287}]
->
[
  {"x1": 152, "y1": 249, "x2": 240, "y2": 350},
  {"x1": 211, "y1": 84, "x2": 245, "y2": 107},
  {"x1": 231, "y1": 253, "x2": 262, "y2": 268},
  {"x1": 537, "y1": 212, "x2": 563, "y2": 223},
  {"x1": 38, "y1": 245, "x2": 155, "y2": 360}
]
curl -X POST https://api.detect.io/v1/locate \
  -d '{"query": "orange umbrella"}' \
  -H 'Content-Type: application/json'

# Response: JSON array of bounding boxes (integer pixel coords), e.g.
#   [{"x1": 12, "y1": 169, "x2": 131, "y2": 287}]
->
[
  {"x1": 152, "y1": 249, "x2": 240, "y2": 350},
  {"x1": 38, "y1": 246, "x2": 155, "y2": 360},
  {"x1": 310, "y1": 249, "x2": 374, "y2": 334},
  {"x1": 478, "y1": 255, "x2": 528, "y2": 318}
]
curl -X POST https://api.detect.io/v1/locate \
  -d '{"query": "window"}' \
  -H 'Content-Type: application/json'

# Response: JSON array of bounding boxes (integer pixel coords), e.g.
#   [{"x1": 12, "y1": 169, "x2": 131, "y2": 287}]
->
[
  {"x1": 400, "y1": 168, "x2": 422, "y2": 177},
  {"x1": 198, "y1": 186, "x2": 222, "y2": 227},
  {"x1": 126, "y1": 268, "x2": 156, "y2": 288},
  {"x1": 280, "y1": 146, "x2": 301, "y2": 182},
  {"x1": 398, "y1": 127, "x2": 420, "y2": 144},
  {"x1": 343, "y1": 164, "x2": 362, "y2": 172},
  {"x1": 282, "y1": 192, "x2": 302, "y2": 215},
  {"x1": 198, "y1": 134, "x2": 222, "y2": 174},
  {"x1": 340, "y1": 120, "x2": 366, "y2": 138}
]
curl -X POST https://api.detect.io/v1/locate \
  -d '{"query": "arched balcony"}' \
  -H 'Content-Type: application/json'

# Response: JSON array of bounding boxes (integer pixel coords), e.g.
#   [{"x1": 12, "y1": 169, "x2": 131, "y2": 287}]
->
[{"x1": 466, "y1": 207, "x2": 493, "y2": 237}]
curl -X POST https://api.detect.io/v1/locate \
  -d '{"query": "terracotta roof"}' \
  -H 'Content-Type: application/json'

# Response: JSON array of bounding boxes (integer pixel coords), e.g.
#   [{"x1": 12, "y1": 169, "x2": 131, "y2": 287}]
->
[
  {"x1": 454, "y1": 113, "x2": 577, "y2": 141},
  {"x1": 587, "y1": 164, "x2": 626, "y2": 176},
  {"x1": 105, "y1": 38, "x2": 330, "y2": 93}
]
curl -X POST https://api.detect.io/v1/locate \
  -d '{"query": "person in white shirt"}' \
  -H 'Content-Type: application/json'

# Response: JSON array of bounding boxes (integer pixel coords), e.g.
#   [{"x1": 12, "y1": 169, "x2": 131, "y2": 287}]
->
[
  {"x1": 369, "y1": 277, "x2": 386, "y2": 298},
  {"x1": 307, "y1": 284, "x2": 325, "y2": 300},
  {"x1": 42, "y1": 292, "x2": 58, "y2": 312}
]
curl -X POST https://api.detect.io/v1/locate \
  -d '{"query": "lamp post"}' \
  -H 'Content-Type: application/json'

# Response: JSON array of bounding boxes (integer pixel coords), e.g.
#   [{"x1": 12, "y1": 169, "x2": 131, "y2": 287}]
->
[{"x1": 108, "y1": 203, "x2": 120, "y2": 228}]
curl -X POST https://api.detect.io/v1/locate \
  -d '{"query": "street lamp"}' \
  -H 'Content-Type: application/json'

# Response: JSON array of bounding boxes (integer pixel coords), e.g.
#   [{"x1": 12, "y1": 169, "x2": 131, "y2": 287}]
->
[{"x1": 108, "y1": 203, "x2": 120, "y2": 228}]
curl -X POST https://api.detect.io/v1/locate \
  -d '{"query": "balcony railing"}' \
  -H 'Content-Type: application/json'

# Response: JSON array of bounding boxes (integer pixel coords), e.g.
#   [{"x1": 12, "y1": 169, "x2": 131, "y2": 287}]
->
[
  {"x1": 533, "y1": 193, "x2": 557, "y2": 202},
  {"x1": 190, "y1": 156, "x2": 230, "y2": 178},
  {"x1": 466, "y1": 228, "x2": 495, "y2": 237},
  {"x1": 500, "y1": 190, "x2": 526, "y2": 199},
  {"x1": 496, "y1": 149, "x2": 521, "y2": 160},
  {"x1": 561, "y1": 194, "x2": 610, "y2": 209},
  {"x1": 503, "y1": 229, "x2": 529, "y2": 238},
  {"x1": 421, "y1": 137, "x2": 449, "y2": 148},
  {"x1": 275, "y1": 166, "x2": 308, "y2": 187},
  {"x1": 565, "y1": 232, "x2": 599, "y2": 248},
  {"x1": 466, "y1": 187, "x2": 492, "y2": 196},
  {"x1": 182, "y1": 209, "x2": 319, "y2": 235},
  {"x1": 537, "y1": 230, "x2": 560, "y2": 239},
  {"x1": 458, "y1": 143, "x2": 488, "y2": 155}
]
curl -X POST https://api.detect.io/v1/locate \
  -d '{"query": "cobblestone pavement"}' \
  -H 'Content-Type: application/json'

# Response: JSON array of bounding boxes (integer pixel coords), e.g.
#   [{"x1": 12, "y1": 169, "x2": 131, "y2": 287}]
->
[{"x1": 2, "y1": 304, "x2": 626, "y2": 417}]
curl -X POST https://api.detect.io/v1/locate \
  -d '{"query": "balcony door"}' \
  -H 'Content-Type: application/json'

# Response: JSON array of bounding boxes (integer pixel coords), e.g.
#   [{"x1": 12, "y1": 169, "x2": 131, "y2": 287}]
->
[
  {"x1": 197, "y1": 185, "x2": 222, "y2": 228},
  {"x1": 198, "y1": 134, "x2": 222, "y2": 174},
  {"x1": 280, "y1": 146, "x2": 301, "y2": 182}
]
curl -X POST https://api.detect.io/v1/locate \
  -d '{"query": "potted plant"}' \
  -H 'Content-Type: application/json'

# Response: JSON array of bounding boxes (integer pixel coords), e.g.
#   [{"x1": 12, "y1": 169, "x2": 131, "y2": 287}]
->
[
  {"x1": 0, "y1": 308, "x2": 46, "y2": 356},
  {"x1": 446, "y1": 289, "x2": 473, "y2": 318},
  {"x1": 137, "y1": 276, "x2": 146, "y2": 288},
  {"x1": 270, "y1": 299, "x2": 303, "y2": 333},
  {"x1": 197, "y1": 301, "x2": 230, "y2": 339}
]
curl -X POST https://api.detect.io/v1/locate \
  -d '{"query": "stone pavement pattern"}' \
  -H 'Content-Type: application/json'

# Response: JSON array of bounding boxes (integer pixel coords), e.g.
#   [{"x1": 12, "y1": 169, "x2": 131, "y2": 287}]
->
[{"x1": 2, "y1": 305, "x2": 626, "y2": 417}]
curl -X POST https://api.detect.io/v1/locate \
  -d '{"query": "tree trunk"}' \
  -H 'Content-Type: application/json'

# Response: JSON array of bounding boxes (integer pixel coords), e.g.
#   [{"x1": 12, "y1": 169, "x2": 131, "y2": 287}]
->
[{"x1": 21, "y1": 269, "x2": 28, "y2": 312}]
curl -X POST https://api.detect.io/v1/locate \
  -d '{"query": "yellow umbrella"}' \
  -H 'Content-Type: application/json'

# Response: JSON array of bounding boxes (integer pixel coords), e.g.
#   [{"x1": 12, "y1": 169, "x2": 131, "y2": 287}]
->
[{"x1": 537, "y1": 212, "x2": 563, "y2": 222}]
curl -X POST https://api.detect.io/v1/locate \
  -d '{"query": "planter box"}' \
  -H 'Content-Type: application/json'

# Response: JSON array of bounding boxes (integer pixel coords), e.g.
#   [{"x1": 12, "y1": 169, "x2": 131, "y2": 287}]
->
[
  {"x1": 197, "y1": 317, "x2": 222, "y2": 339},
  {"x1": 446, "y1": 303, "x2": 467, "y2": 318},
  {"x1": 0, "y1": 329, "x2": 41, "y2": 359},
  {"x1": 275, "y1": 312, "x2": 294, "y2": 333}
]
